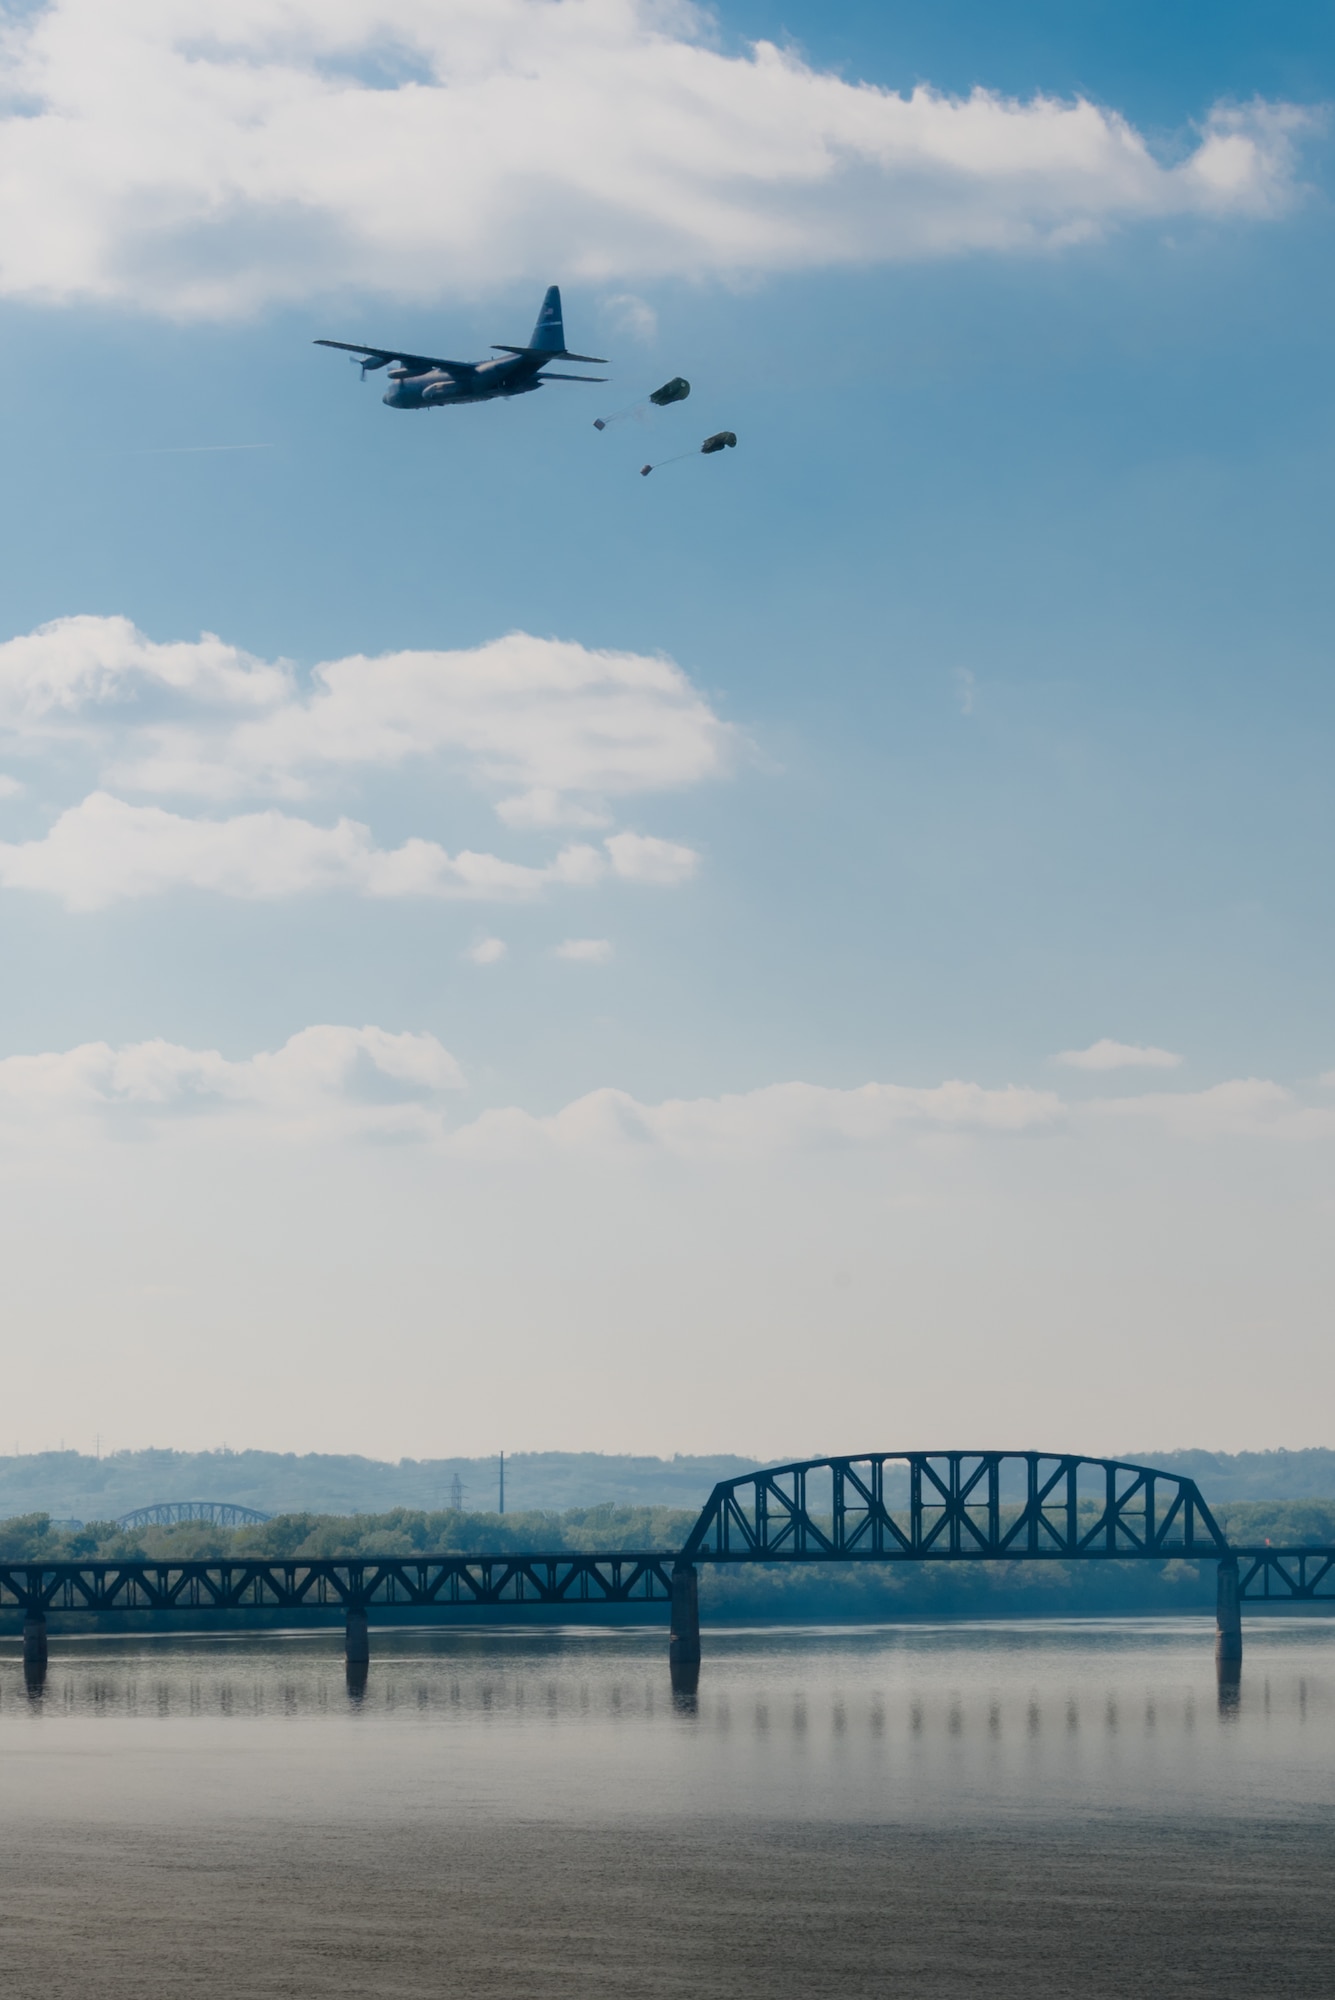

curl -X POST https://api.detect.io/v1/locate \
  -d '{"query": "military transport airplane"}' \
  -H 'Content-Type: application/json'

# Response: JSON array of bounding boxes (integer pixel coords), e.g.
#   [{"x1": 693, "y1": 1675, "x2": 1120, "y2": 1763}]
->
[{"x1": 315, "y1": 286, "x2": 606, "y2": 411}]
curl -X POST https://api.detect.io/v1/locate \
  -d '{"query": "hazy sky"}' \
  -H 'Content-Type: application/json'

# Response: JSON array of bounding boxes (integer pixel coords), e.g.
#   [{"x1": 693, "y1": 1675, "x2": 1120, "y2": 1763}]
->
[{"x1": 0, "y1": 0, "x2": 1332, "y2": 1462}]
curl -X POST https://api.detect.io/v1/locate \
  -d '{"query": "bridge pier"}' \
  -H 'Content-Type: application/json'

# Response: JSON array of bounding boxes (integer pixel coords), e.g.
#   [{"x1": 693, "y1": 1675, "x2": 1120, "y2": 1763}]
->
[
  {"x1": 669, "y1": 1562, "x2": 701, "y2": 1669},
  {"x1": 345, "y1": 1607, "x2": 369, "y2": 1668},
  {"x1": 1216, "y1": 1556, "x2": 1243, "y2": 1671},
  {"x1": 22, "y1": 1610, "x2": 47, "y2": 1685}
]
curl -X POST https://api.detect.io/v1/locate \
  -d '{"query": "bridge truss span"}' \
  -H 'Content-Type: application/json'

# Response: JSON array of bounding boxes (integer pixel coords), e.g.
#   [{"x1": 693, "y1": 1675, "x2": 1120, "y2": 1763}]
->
[
  {"x1": 679, "y1": 1452, "x2": 1230, "y2": 1565},
  {"x1": 1236, "y1": 1548, "x2": 1335, "y2": 1601},
  {"x1": 0, "y1": 1553, "x2": 675, "y2": 1617},
  {"x1": 115, "y1": 1501, "x2": 273, "y2": 1531}
]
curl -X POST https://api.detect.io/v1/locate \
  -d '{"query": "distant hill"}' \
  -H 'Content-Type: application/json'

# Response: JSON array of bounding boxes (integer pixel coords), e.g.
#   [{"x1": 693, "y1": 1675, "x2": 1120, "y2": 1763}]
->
[
  {"x1": 0, "y1": 1448, "x2": 764, "y2": 1522},
  {"x1": 1, "y1": 1444, "x2": 1331, "y2": 1526},
  {"x1": 1123, "y1": 1448, "x2": 1335, "y2": 1502}
]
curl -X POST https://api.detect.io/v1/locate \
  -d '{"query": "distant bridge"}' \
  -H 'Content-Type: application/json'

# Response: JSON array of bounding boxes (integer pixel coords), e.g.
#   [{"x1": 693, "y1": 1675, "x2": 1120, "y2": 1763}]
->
[
  {"x1": 115, "y1": 1501, "x2": 272, "y2": 1531},
  {"x1": 5, "y1": 1453, "x2": 1329, "y2": 1682}
]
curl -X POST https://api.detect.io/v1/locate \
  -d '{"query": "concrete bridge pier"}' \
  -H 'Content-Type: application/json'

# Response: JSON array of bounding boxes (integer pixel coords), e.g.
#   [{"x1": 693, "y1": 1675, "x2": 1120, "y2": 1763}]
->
[
  {"x1": 345, "y1": 1607, "x2": 370, "y2": 1667},
  {"x1": 1216, "y1": 1556, "x2": 1243, "y2": 1674},
  {"x1": 669, "y1": 1562, "x2": 701, "y2": 1669},
  {"x1": 22, "y1": 1610, "x2": 47, "y2": 1685}
]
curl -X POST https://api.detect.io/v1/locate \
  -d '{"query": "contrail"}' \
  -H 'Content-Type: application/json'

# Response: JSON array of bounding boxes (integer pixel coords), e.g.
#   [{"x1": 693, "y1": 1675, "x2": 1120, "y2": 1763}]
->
[{"x1": 121, "y1": 443, "x2": 277, "y2": 456}]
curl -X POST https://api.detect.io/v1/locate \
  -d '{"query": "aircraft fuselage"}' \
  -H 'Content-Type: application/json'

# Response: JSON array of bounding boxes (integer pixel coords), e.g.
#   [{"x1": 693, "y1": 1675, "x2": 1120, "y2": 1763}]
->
[{"x1": 383, "y1": 353, "x2": 545, "y2": 409}]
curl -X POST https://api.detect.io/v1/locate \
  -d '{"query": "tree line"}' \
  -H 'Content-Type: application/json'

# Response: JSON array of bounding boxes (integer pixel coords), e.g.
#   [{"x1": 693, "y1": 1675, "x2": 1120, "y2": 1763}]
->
[{"x1": 0, "y1": 1497, "x2": 1329, "y2": 1619}]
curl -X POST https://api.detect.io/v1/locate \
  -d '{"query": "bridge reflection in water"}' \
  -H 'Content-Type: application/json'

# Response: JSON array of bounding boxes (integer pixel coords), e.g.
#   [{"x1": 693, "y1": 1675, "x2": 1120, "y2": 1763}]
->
[{"x1": 5, "y1": 1454, "x2": 1332, "y2": 1693}]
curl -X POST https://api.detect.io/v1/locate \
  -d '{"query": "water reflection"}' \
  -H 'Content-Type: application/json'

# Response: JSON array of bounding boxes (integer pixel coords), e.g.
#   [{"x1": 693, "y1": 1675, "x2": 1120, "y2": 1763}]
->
[
  {"x1": 0, "y1": 1620, "x2": 1330, "y2": 1827},
  {"x1": 0, "y1": 1621, "x2": 1330, "y2": 2000},
  {"x1": 669, "y1": 1660, "x2": 699, "y2": 1712}
]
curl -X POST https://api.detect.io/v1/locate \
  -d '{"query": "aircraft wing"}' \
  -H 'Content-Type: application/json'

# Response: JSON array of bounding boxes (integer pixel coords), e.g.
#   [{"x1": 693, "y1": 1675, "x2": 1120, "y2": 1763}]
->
[{"x1": 314, "y1": 339, "x2": 478, "y2": 378}]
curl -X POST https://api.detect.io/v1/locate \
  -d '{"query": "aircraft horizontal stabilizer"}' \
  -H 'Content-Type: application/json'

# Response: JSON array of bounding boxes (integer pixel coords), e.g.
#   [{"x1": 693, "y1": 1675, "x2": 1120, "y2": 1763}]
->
[
  {"x1": 539, "y1": 372, "x2": 608, "y2": 382},
  {"x1": 492, "y1": 345, "x2": 608, "y2": 364}
]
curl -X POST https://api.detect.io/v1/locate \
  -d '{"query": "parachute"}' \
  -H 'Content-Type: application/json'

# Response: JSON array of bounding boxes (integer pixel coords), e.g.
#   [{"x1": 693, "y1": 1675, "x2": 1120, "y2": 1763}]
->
[
  {"x1": 594, "y1": 377, "x2": 691, "y2": 430},
  {"x1": 640, "y1": 430, "x2": 738, "y2": 475}
]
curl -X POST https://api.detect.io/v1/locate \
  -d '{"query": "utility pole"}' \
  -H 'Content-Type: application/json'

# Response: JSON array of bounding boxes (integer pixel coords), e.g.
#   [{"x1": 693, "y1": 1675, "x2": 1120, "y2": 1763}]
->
[
  {"x1": 449, "y1": 1472, "x2": 463, "y2": 1512},
  {"x1": 499, "y1": 1451, "x2": 505, "y2": 1515}
]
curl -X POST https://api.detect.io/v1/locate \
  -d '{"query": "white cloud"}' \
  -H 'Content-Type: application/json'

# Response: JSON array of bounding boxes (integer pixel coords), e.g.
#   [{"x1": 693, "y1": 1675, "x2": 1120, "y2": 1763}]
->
[
  {"x1": 0, "y1": 792, "x2": 613, "y2": 909},
  {"x1": 0, "y1": 1038, "x2": 1069, "y2": 1149},
  {"x1": 602, "y1": 292, "x2": 658, "y2": 341},
  {"x1": 0, "y1": 775, "x2": 23, "y2": 798},
  {"x1": 1054, "y1": 1038, "x2": 1182, "y2": 1071},
  {"x1": 0, "y1": 617, "x2": 716, "y2": 907},
  {"x1": 465, "y1": 937, "x2": 507, "y2": 965},
  {"x1": 0, "y1": 793, "x2": 700, "y2": 908},
  {"x1": 18, "y1": 1039, "x2": 1328, "y2": 1157},
  {"x1": 9, "y1": 1030, "x2": 1325, "y2": 1164},
  {"x1": 0, "y1": 615, "x2": 288, "y2": 728},
  {"x1": 456, "y1": 1074, "x2": 1065, "y2": 1158},
  {"x1": 1084, "y1": 1077, "x2": 1334, "y2": 1140},
  {"x1": 0, "y1": 618, "x2": 734, "y2": 818},
  {"x1": 555, "y1": 937, "x2": 614, "y2": 963},
  {"x1": 0, "y1": 1024, "x2": 464, "y2": 1140},
  {"x1": 604, "y1": 830, "x2": 699, "y2": 884},
  {"x1": 0, "y1": 3, "x2": 1308, "y2": 318},
  {"x1": 2, "y1": 1045, "x2": 1333, "y2": 1458},
  {"x1": 493, "y1": 790, "x2": 613, "y2": 831}
]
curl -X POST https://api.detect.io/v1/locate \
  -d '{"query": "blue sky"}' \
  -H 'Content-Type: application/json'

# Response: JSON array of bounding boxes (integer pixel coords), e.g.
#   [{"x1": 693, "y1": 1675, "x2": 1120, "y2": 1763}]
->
[{"x1": 0, "y1": 0, "x2": 1332, "y2": 1460}]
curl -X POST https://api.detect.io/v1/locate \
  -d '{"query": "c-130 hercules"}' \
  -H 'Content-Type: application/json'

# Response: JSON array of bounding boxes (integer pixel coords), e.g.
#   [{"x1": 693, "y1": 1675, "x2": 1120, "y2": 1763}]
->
[{"x1": 315, "y1": 286, "x2": 606, "y2": 411}]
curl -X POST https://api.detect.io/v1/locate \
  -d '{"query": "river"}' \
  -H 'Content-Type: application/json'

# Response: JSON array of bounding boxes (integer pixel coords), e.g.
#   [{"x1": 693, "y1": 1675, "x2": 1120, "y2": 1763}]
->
[{"x1": 0, "y1": 1618, "x2": 1330, "y2": 1997}]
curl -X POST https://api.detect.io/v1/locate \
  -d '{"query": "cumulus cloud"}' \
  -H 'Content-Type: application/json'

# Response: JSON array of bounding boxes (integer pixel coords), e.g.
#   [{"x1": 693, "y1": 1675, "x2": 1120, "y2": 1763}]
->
[
  {"x1": 0, "y1": 2, "x2": 1308, "y2": 318},
  {"x1": 448, "y1": 1072, "x2": 1335, "y2": 1161},
  {"x1": 4, "y1": 1039, "x2": 1332, "y2": 1455},
  {"x1": 555, "y1": 937, "x2": 614, "y2": 963},
  {"x1": 0, "y1": 1036, "x2": 1066, "y2": 1150},
  {"x1": 604, "y1": 830, "x2": 698, "y2": 884},
  {"x1": 0, "y1": 1024, "x2": 464, "y2": 1140},
  {"x1": 1054, "y1": 1038, "x2": 1182, "y2": 1071},
  {"x1": 3, "y1": 1031, "x2": 1333, "y2": 1161},
  {"x1": 0, "y1": 616, "x2": 717, "y2": 907},
  {"x1": 0, "y1": 792, "x2": 696, "y2": 909},
  {"x1": 465, "y1": 937, "x2": 508, "y2": 965},
  {"x1": 1083, "y1": 1077, "x2": 1334, "y2": 1140},
  {"x1": 456, "y1": 1075, "x2": 1065, "y2": 1159},
  {"x1": 0, "y1": 616, "x2": 288, "y2": 730},
  {"x1": 0, "y1": 617, "x2": 733, "y2": 816}
]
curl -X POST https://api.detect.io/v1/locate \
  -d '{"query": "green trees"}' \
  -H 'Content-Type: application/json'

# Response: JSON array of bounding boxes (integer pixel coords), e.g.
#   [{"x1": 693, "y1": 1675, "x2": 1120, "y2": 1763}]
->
[{"x1": 0, "y1": 1497, "x2": 1329, "y2": 1620}]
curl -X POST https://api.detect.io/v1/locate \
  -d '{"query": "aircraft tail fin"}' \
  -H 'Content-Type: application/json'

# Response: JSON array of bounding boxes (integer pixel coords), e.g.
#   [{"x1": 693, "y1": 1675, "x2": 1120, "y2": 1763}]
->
[
  {"x1": 492, "y1": 288, "x2": 605, "y2": 363},
  {"x1": 529, "y1": 285, "x2": 565, "y2": 353}
]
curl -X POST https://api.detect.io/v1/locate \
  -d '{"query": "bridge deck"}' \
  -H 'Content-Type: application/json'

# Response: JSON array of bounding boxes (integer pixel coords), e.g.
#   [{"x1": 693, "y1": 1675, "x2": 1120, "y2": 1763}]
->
[{"x1": 0, "y1": 1545, "x2": 1330, "y2": 1614}]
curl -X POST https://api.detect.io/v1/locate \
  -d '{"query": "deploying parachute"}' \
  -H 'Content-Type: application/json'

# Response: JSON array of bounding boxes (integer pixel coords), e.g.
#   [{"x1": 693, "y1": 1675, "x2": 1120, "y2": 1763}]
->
[
  {"x1": 641, "y1": 431, "x2": 737, "y2": 475},
  {"x1": 594, "y1": 377, "x2": 691, "y2": 430},
  {"x1": 649, "y1": 376, "x2": 691, "y2": 408}
]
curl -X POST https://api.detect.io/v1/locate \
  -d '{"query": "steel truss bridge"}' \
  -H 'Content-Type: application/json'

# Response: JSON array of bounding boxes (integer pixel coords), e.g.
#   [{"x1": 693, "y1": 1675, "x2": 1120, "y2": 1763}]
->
[
  {"x1": 115, "y1": 1500, "x2": 272, "y2": 1531},
  {"x1": 0, "y1": 1553, "x2": 675, "y2": 1616},
  {"x1": 5, "y1": 1454, "x2": 1331, "y2": 1676}
]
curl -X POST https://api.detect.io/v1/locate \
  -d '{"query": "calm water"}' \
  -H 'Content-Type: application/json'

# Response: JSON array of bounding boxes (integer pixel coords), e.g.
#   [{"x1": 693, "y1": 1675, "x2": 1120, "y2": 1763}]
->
[{"x1": 0, "y1": 1618, "x2": 1331, "y2": 1997}]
